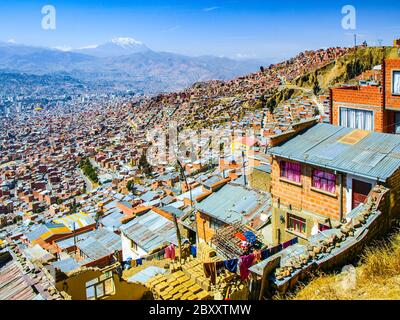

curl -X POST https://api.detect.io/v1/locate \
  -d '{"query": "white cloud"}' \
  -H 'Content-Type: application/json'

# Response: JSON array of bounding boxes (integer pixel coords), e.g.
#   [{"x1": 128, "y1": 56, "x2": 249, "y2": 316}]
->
[
  {"x1": 235, "y1": 53, "x2": 257, "y2": 59},
  {"x1": 7, "y1": 39, "x2": 16, "y2": 44},
  {"x1": 77, "y1": 44, "x2": 99, "y2": 49},
  {"x1": 53, "y1": 46, "x2": 72, "y2": 52},
  {"x1": 203, "y1": 6, "x2": 220, "y2": 12}
]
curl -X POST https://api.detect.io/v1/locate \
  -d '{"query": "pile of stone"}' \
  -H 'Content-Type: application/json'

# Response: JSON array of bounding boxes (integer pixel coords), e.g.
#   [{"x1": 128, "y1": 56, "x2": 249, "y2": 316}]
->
[
  {"x1": 275, "y1": 199, "x2": 378, "y2": 281},
  {"x1": 275, "y1": 252, "x2": 312, "y2": 281}
]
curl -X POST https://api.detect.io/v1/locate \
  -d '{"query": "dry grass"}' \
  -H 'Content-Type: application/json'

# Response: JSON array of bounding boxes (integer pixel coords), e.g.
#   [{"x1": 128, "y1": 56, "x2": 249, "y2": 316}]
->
[{"x1": 292, "y1": 232, "x2": 400, "y2": 300}]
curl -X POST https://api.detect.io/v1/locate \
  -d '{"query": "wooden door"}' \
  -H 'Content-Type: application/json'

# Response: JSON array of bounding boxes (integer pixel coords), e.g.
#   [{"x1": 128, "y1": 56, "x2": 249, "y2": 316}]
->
[{"x1": 352, "y1": 179, "x2": 372, "y2": 209}]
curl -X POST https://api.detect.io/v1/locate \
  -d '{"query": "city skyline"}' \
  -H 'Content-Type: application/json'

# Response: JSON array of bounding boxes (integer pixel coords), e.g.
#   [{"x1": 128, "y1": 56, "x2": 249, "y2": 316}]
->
[{"x1": 1, "y1": 0, "x2": 400, "y2": 60}]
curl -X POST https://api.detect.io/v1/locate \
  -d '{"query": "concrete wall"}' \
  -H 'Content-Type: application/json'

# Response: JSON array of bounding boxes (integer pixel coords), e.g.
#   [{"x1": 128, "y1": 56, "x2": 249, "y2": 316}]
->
[{"x1": 56, "y1": 267, "x2": 148, "y2": 300}]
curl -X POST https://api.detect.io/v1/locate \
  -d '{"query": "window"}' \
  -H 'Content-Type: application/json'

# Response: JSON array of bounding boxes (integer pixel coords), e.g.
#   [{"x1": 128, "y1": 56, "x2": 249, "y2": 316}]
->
[
  {"x1": 85, "y1": 272, "x2": 114, "y2": 300},
  {"x1": 287, "y1": 214, "x2": 307, "y2": 235},
  {"x1": 210, "y1": 217, "x2": 224, "y2": 230},
  {"x1": 393, "y1": 71, "x2": 400, "y2": 95},
  {"x1": 130, "y1": 239, "x2": 138, "y2": 251},
  {"x1": 312, "y1": 169, "x2": 336, "y2": 193},
  {"x1": 280, "y1": 161, "x2": 301, "y2": 183},
  {"x1": 340, "y1": 107, "x2": 373, "y2": 131}
]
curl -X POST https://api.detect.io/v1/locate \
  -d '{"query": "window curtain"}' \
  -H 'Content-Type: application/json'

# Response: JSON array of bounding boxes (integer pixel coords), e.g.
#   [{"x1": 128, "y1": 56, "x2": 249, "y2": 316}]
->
[
  {"x1": 312, "y1": 170, "x2": 336, "y2": 193},
  {"x1": 340, "y1": 107, "x2": 373, "y2": 131},
  {"x1": 340, "y1": 107, "x2": 348, "y2": 127},
  {"x1": 281, "y1": 161, "x2": 301, "y2": 183},
  {"x1": 364, "y1": 111, "x2": 373, "y2": 131},
  {"x1": 348, "y1": 108, "x2": 356, "y2": 128}
]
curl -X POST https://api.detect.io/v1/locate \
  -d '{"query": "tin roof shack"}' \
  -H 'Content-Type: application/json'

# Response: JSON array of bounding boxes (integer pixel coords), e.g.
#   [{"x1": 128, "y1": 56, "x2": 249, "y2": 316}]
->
[
  {"x1": 75, "y1": 228, "x2": 122, "y2": 268},
  {"x1": 196, "y1": 183, "x2": 271, "y2": 244},
  {"x1": 249, "y1": 185, "x2": 392, "y2": 299},
  {"x1": 268, "y1": 122, "x2": 400, "y2": 245},
  {"x1": 120, "y1": 209, "x2": 179, "y2": 261}
]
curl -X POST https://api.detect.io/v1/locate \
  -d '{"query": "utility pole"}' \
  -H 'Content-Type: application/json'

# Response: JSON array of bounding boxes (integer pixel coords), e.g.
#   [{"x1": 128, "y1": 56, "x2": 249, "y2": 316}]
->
[
  {"x1": 172, "y1": 213, "x2": 182, "y2": 264},
  {"x1": 242, "y1": 150, "x2": 247, "y2": 187},
  {"x1": 176, "y1": 159, "x2": 198, "y2": 245}
]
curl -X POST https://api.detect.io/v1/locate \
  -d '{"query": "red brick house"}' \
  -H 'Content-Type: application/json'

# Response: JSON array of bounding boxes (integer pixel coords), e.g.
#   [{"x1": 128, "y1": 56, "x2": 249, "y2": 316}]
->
[
  {"x1": 268, "y1": 121, "x2": 400, "y2": 244},
  {"x1": 331, "y1": 58, "x2": 400, "y2": 134}
]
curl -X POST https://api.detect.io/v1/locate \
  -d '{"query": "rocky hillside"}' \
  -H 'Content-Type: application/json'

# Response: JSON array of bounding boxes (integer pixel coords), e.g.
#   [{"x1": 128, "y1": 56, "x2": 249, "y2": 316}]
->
[
  {"x1": 291, "y1": 230, "x2": 400, "y2": 300},
  {"x1": 130, "y1": 47, "x2": 355, "y2": 130},
  {"x1": 264, "y1": 47, "x2": 398, "y2": 111}
]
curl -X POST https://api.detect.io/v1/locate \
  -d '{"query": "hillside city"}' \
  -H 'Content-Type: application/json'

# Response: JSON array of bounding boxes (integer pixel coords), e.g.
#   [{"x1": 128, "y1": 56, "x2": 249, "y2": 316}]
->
[{"x1": 1, "y1": 38, "x2": 400, "y2": 301}]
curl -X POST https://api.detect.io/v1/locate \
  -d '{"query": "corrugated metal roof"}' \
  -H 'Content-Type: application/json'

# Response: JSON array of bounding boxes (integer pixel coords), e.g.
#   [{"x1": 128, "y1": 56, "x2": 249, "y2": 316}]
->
[
  {"x1": 0, "y1": 256, "x2": 40, "y2": 300},
  {"x1": 77, "y1": 229, "x2": 121, "y2": 261},
  {"x1": 52, "y1": 258, "x2": 81, "y2": 273},
  {"x1": 120, "y1": 210, "x2": 177, "y2": 252},
  {"x1": 128, "y1": 266, "x2": 167, "y2": 284},
  {"x1": 25, "y1": 223, "x2": 71, "y2": 242},
  {"x1": 100, "y1": 209, "x2": 124, "y2": 230},
  {"x1": 55, "y1": 230, "x2": 94, "y2": 249},
  {"x1": 268, "y1": 124, "x2": 400, "y2": 181},
  {"x1": 54, "y1": 212, "x2": 95, "y2": 229},
  {"x1": 196, "y1": 184, "x2": 271, "y2": 225}
]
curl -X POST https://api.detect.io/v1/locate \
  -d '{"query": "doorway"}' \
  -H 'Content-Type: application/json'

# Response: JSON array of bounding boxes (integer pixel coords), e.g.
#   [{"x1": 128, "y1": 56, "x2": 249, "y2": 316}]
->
[{"x1": 352, "y1": 179, "x2": 372, "y2": 209}]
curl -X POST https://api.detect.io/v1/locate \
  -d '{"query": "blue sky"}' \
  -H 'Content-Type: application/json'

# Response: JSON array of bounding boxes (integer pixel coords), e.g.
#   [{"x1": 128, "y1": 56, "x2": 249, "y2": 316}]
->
[{"x1": 1, "y1": 0, "x2": 400, "y2": 61}]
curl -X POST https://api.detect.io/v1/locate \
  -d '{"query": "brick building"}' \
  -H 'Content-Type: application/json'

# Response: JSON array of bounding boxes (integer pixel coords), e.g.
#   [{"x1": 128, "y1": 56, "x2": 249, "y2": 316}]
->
[
  {"x1": 331, "y1": 58, "x2": 400, "y2": 133},
  {"x1": 268, "y1": 122, "x2": 400, "y2": 245}
]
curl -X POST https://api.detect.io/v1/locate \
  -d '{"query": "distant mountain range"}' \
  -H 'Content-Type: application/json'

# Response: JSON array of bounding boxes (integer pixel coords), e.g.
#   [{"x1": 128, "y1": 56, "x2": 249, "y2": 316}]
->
[
  {"x1": 73, "y1": 37, "x2": 151, "y2": 57},
  {"x1": 0, "y1": 38, "x2": 267, "y2": 93}
]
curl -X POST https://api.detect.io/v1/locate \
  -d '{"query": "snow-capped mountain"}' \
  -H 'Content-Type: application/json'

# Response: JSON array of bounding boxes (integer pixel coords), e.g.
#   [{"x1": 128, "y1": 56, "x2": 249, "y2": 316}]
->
[
  {"x1": 74, "y1": 37, "x2": 150, "y2": 57},
  {"x1": 0, "y1": 39, "x2": 266, "y2": 93}
]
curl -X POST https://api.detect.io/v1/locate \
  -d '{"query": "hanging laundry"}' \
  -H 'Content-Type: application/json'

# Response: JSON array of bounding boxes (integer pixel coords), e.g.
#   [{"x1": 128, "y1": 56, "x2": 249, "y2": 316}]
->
[
  {"x1": 282, "y1": 240, "x2": 291, "y2": 249},
  {"x1": 235, "y1": 232, "x2": 247, "y2": 241},
  {"x1": 244, "y1": 231, "x2": 257, "y2": 245},
  {"x1": 239, "y1": 254, "x2": 255, "y2": 281},
  {"x1": 269, "y1": 245, "x2": 279, "y2": 255},
  {"x1": 164, "y1": 245, "x2": 171, "y2": 259},
  {"x1": 261, "y1": 249, "x2": 270, "y2": 260},
  {"x1": 169, "y1": 244, "x2": 176, "y2": 260},
  {"x1": 203, "y1": 262, "x2": 217, "y2": 285},
  {"x1": 136, "y1": 258, "x2": 143, "y2": 266},
  {"x1": 224, "y1": 259, "x2": 239, "y2": 273},
  {"x1": 253, "y1": 250, "x2": 262, "y2": 263},
  {"x1": 190, "y1": 245, "x2": 197, "y2": 258}
]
